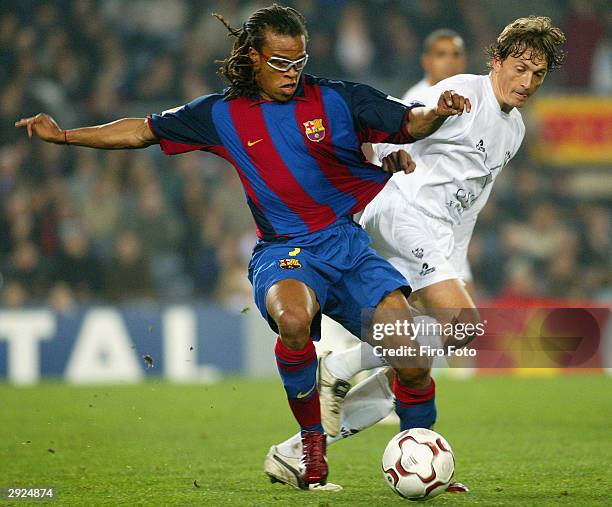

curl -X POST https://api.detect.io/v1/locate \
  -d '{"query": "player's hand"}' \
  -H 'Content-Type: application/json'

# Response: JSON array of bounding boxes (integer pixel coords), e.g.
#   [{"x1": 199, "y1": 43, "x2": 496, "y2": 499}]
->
[
  {"x1": 381, "y1": 149, "x2": 416, "y2": 175},
  {"x1": 14, "y1": 113, "x2": 65, "y2": 144},
  {"x1": 435, "y1": 90, "x2": 471, "y2": 118}
]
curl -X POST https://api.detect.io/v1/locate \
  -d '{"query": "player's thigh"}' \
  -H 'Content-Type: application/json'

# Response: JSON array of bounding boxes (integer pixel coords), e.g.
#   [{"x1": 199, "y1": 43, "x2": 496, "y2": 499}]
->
[
  {"x1": 449, "y1": 227, "x2": 474, "y2": 289},
  {"x1": 372, "y1": 289, "x2": 413, "y2": 334},
  {"x1": 363, "y1": 199, "x2": 458, "y2": 293},
  {"x1": 249, "y1": 243, "x2": 329, "y2": 341},
  {"x1": 374, "y1": 289, "x2": 435, "y2": 371},
  {"x1": 326, "y1": 247, "x2": 411, "y2": 340},
  {"x1": 323, "y1": 281, "x2": 410, "y2": 341}
]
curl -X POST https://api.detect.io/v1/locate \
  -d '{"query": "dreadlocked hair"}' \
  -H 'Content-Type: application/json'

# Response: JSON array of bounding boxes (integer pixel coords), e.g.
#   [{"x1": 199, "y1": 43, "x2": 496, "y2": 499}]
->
[
  {"x1": 486, "y1": 16, "x2": 566, "y2": 70},
  {"x1": 213, "y1": 4, "x2": 308, "y2": 100}
]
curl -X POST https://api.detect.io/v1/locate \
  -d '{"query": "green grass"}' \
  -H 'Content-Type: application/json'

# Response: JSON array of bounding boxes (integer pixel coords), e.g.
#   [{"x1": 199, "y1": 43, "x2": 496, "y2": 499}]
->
[{"x1": 0, "y1": 375, "x2": 610, "y2": 506}]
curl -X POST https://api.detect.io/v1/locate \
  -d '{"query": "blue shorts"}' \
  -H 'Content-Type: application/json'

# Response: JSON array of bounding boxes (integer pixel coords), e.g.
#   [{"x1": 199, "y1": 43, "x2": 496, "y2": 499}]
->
[{"x1": 248, "y1": 217, "x2": 411, "y2": 341}]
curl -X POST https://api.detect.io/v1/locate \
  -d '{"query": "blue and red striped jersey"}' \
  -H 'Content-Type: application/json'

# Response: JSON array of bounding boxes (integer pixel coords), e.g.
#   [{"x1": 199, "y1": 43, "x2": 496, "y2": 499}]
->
[{"x1": 148, "y1": 74, "x2": 421, "y2": 240}]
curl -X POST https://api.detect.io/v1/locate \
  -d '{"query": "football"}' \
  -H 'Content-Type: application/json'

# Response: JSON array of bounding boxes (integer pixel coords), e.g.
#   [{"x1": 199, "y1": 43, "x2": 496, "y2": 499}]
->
[{"x1": 382, "y1": 428, "x2": 455, "y2": 500}]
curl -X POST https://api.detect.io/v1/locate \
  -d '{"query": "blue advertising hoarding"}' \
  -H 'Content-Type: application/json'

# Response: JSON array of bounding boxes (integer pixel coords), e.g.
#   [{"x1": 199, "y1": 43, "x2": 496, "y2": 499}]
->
[{"x1": 0, "y1": 305, "x2": 248, "y2": 384}]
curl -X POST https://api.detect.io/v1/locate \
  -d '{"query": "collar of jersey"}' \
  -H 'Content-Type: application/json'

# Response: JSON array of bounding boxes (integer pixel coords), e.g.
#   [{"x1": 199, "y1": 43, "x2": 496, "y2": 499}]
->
[{"x1": 248, "y1": 76, "x2": 308, "y2": 106}]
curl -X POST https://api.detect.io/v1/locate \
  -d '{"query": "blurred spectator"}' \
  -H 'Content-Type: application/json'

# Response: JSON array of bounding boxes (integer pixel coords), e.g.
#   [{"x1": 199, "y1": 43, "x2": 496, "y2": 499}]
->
[
  {"x1": 105, "y1": 230, "x2": 155, "y2": 300},
  {"x1": 4, "y1": 241, "x2": 48, "y2": 298},
  {"x1": 545, "y1": 248, "x2": 581, "y2": 298},
  {"x1": 335, "y1": 4, "x2": 374, "y2": 78},
  {"x1": 374, "y1": 5, "x2": 420, "y2": 92},
  {"x1": 577, "y1": 205, "x2": 611, "y2": 297},
  {"x1": 579, "y1": 205, "x2": 610, "y2": 267},
  {"x1": 50, "y1": 227, "x2": 103, "y2": 300},
  {"x1": 467, "y1": 201, "x2": 507, "y2": 297},
  {"x1": 80, "y1": 169, "x2": 122, "y2": 257},
  {"x1": 1, "y1": 280, "x2": 28, "y2": 308},
  {"x1": 562, "y1": 0, "x2": 606, "y2": 89},
  {"x1": 48, "y1": 281, "x2": 77, "y2": 314},
  {"x1": 189, "y1": 206, "x2": 222, "y2": 298},
  {"x1": 499, "y1": 258, "x2": 541, "y2": 298},
  {"x1": 502, "y1": 202, "x2": 574, "y2": 262},
  {"x1": 126, "y1": 179, "x2": 187, "y2": 295},
  {"x1": 216, "y1": 235, "x2": 255, "y2": 310},
  {"x1": 591, "y1": 12, "x2": 612, "y2": 94}
]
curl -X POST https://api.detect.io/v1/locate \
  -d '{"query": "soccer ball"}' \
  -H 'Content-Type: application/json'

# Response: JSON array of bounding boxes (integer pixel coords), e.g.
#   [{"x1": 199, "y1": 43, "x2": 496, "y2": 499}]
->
[{"x1": 381, "y1": 428, "x2": 455, "y2": 500}]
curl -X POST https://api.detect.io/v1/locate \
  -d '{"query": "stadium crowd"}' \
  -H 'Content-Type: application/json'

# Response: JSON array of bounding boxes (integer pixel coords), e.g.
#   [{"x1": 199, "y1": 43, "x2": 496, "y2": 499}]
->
[{"x1": 1, "y1": 0, "x2": 610, "y2": 310}]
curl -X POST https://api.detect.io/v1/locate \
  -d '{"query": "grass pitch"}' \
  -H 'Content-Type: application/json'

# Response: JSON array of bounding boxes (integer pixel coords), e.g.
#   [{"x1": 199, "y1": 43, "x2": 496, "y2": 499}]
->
[{"x1": 1, "y1": 375, "x2": 610, "y2": 506}]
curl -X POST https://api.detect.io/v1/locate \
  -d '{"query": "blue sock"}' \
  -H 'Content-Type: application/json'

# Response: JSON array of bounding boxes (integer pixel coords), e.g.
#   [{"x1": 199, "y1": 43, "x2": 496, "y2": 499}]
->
[
  {"x1": 395, "y1": 398, "x2": 437, "y2": 430},
  {"x1": 393, "y1": 376, "x2": 437, "y2": 430}
]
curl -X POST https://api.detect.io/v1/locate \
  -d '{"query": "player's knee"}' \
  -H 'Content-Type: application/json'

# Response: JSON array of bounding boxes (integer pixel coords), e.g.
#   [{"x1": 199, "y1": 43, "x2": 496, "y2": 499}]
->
[
  {"x1": 454, "y1": 307, "x2": 481, "y2": 345},
  {"x1": 275, "y1": 308, "x2": 313, "y2": 350},
  {"x1": 377, "y1": 289, "x2": 409, "y2": 310},
  {"x1": 395, "y1": 368, "x2": 431, "y2": 388}
]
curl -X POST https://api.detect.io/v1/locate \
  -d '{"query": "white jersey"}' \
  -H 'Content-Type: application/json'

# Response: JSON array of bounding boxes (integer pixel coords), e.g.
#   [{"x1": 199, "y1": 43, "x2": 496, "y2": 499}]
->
[
  {"x1": 401, "y1": 78, "x2": 431, "y2": 103},
  {"x1": 373, "y1": 73, "x2": 525, "y2": 226}
]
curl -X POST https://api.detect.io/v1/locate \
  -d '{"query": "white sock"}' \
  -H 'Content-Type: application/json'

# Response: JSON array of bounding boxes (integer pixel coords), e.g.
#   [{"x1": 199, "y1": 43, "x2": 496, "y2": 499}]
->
[
  {"x1": 324, "y1": 343, "x2": 388, "y2": 381},
  {"x1": 275, "y1": 431, "x2": 303, "y2": 460},
  {"x1": 276, "y1": 368, "x2": 395, "y2": 458},
  {"x1": 321, "y1": 303, "x2": 425, "y2": 380}
]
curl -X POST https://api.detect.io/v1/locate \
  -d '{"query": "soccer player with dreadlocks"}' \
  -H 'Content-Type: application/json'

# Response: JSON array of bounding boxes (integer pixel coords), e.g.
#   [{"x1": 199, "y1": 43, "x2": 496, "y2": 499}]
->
[{"x1": 15, "y1": 4, "x2": 469, "y2": 491}]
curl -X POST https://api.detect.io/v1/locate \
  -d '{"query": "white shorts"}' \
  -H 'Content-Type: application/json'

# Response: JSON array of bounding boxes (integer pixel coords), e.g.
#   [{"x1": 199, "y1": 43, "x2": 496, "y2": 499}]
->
[{"x1": 360, "y1": 183, "x2": 473, "y2": 292}]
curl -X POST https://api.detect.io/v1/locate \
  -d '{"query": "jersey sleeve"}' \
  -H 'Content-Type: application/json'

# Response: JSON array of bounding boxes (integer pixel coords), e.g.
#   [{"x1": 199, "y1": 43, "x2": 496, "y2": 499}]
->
[
  {"x1": 416, "y1": 75, "x2": 470, "y2": 107},
  {"x1": 370, "y1": 75, "x2": 477, "y2": 166},
  {"x1": 408, "y1": 74, "x2": 477, "y2": 142},
  {"x1": 416, "y1": 74, "x2": 475, "y2": 111},
  {"x1": 348, "y1": 82, "x2": 424, "y2": 144},
  {"x1": 148, "y1": 94, "x2": 223, "y2": 155},
  {"x1": 318, "y1": 77, "x2": 424, "y2": 144}
]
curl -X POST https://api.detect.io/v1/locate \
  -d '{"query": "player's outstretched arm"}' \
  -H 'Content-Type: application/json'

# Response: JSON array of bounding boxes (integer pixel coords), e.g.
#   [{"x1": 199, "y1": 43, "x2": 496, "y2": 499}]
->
[
  {"x1": 14, "y1": 113, "x2": 158, "y2": 149},
  {"x1": 407, "y1": 90, "x2": 471, "y2": 140}
]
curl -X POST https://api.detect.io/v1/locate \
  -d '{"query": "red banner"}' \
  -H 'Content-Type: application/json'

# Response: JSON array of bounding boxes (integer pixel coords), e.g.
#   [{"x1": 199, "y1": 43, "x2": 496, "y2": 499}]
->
[
  {"x1": 530, "y1": 97, "x2": 612, "y2": 166},
  {"x1": 474, "y1": 297, "x2": 611, "y2": 375}
]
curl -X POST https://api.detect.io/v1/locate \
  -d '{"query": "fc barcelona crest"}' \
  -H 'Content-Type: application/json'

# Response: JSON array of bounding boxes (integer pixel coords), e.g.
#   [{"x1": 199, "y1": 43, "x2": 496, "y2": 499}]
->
[
  {"x1": 279, "y1": 258, "x2": 301, "y2": 269},
  {"x1": 303, "y1": 118, "x2": 325, "y2": 142}
]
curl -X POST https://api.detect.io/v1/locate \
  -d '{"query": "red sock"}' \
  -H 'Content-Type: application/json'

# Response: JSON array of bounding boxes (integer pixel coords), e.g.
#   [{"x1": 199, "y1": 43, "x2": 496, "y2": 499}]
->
[
  {"x1": 288, "y1": 392, "x2": 322, "y2": 432},
  {"x1": 393, "y1": 377, "x2": 437, "y2": 430},
  {"x1": 393, "y1": 376, "x2": 436, "y2": 406},
  {"x1": 275, "y1": 337, "x2": 323, "y2": 433}
]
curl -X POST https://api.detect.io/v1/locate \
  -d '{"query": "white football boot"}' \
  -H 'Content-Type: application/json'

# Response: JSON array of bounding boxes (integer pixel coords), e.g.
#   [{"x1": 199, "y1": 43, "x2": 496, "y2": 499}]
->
[
  {"x1": 264, "y1": 444, "x2": 342, "y2": 491},
  {"x1": 317, "y1": 351, "x2": 351, "y2": 437},
  {"x1": 264, "y1": 444, "x2": 302, "y2": 489}
]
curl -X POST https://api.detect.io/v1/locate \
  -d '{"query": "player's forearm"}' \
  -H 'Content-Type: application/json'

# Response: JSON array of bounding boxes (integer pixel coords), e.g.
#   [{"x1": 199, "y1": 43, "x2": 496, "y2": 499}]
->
[
  {"x1": 64, "y1": 118, "x2": 157, "y2": 149},
  {"x1": 406, "y1": 107, "x2": 446, "y2": 140}
]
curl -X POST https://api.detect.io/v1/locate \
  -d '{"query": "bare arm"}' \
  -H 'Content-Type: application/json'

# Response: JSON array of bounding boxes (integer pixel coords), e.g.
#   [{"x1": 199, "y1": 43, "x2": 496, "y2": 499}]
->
[
  {"x1": 14, "y1": 114, "x2": 158, "y2": 149},
  {"x1": 406, "y1": 90, "x2": 471, "y2": 140}
]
